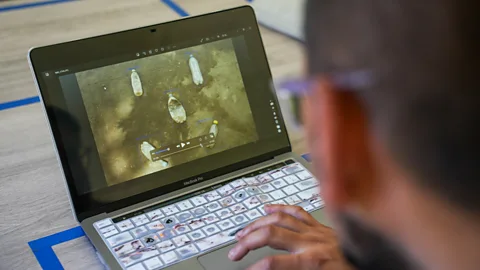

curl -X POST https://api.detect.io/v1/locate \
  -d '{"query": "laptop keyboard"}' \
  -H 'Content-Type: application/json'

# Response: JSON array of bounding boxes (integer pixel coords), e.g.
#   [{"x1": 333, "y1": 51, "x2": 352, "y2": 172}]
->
[{"x1": 93, "y1": 160, "x2": 322, "y2": 270}]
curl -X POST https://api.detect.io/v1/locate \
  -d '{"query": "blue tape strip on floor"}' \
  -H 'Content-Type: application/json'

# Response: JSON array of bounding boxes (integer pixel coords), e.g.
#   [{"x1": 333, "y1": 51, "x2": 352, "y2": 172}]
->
[
  {"x1": 0, "y1": 96, "x2": 40, "y2": 111},
  {"x1": 28, "y1": 226, "x2": 85, "y2": 269},
  {"x1": 161, "y1": 0, "x2": 189, "y2": 17},
  {"x1": 0, "y1": 0, "x2": 77, "y2": 13}
]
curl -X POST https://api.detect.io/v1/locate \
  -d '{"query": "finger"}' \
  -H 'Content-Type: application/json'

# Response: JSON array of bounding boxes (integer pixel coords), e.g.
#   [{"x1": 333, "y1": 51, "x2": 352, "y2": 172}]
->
[
  {"x1": 228, "y1": 225, "x2": 302, "y2": 261},
  {"x1": 264, "y1": 204, "x2": 318, "y2": 226},
  {"x1": 236, "y1": 211, "x2": 310, "y2": 239},
  {"x1": 246, "y1": 254, "x2": 302, "y2": 270}
]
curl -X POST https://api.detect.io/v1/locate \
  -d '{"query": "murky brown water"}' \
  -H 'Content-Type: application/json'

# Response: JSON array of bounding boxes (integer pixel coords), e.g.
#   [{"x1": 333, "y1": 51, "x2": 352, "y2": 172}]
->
[{"x1": 76, "y1": 39, "x2": 258, "y2": 185}]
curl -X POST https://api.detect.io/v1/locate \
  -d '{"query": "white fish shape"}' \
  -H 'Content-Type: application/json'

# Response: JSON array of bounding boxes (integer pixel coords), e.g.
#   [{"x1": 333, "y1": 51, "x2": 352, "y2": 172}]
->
[
  {"x1": 131, "y1": 69, "x2": 143, "y2": 96},
  {"x1": 189, "y1": 54, "x2": 204, "y2": 85},
  {"x1": 168, "y1": 93, "x2": 187, "y2": 123}
]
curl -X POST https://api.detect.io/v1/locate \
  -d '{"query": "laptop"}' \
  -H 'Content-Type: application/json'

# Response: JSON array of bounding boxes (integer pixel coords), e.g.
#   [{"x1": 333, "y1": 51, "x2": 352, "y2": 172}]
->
[{"x1": 28, "y1": 6, "x2": 327, "y2": 270}]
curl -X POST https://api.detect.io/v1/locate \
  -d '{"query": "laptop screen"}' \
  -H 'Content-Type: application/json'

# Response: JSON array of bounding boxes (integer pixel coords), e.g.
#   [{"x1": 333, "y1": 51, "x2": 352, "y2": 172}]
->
[
  {"x1": 30, "y1": 7, "x2": 290, "y2": 220},
  {"x1": 74, "y1": 37, "x2": 259, "y2": 189}
]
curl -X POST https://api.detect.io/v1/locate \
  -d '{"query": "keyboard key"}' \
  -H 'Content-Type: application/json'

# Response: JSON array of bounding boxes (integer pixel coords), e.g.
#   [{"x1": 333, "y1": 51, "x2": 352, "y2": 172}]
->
[
  {"x1": 308, "y1": 195, "x2": 322, "y2": 204},
  {"x1": 142, "y1": 234, "x2": 160, "y2": 246},
  {"x1": 160, "y1": 251, "x2": 179, "y2": 265},
  {"x1": 217, "y1": 219, "x2": 235, "y2": 230},
  {"x1": 230, "y1": 203, "x2": 248, "y2": 214},
  {"x1": 107, "y1": 232, "x2": 133, "y2": 247},
  {"x1": 157, "y1": 240, "x2": 175, "y2": 253},
  {"x1": 143, "y1": 257, "x2": 163, "y2": 270},
  {"x1": 203, "y1": 190, "x2": 222, "y2": 202},
  {"x1": 95, "y1": 218, "x2": 112, "y2": 229},
  {"x1": 177, "y1": 211, "x2": 193, "y2": 222},
  {"x1": 269, "y1": 190, "x2": 287, "y2": 200},
  {"x1": 297, "y1": 201, "x2": 315, "y2": 212},
  {"x1": 245, "y1": 209, "x2": 262, "y2": 220},
  {"x1": 215, "y1": 209, "x2": 233, "y2": 219},
  {"x1": 271, "y1": 199, "x2": 287, "y2": 205},
  {"x1": 258, "y1": 207, "x2": 267, "y2": 215},
  {"x1": 131, "y1": 215, "x2": 149, "y2": 226},
  {"x1": 191, "y1": 196, "x2": 208, "y2": 206},
  {"x1": 116, "y1": 220, "x2": 135, "y2": 232},
  {"x1": 192, "y1": 206, "x2": 208, "y2": 217},
  {"x1": 146, "y1": 221, "x2": 166, "y2": 232},
  {"x1": 256, "y1": 173, "x2": 274, "y2": 184},
  {"x1": 219, "y1": 196, "x2": 235, "y2": 207},
  {"x1": 188, "y1": 218, "x2": 206, "y2": 230},
  {"x1": 158, "y1": 229, "x2": 175, "y2": 241},
  {"x1": 100, "y1": 225, "x2": 118, "y2": 238},
  {"x1": 177, "y1": 244, "x2": 199, "y2": 258},
  {"x1": 284, "y1": 195, "x2": 302, "y2": 205},
  {"x1": 297, "y1": 187, "x2": 320, "y2": 201},
  {"x1": 217, "y1": 184, "x2": 235, "y2": 196},
  {"x1": 203, "y1": 213, "x2": 220, "y2": 225},
  {"x1": 230, "y1": 179, "x2": 247, "y2": 189},
  {"x1": 259, "y1": 183, "x2": 275, "y2": 193},
  {"x1": 296, "y1": 171, "x2": 312, "y2": 181},
  {"x1": 245, "y1": 196, "x2": 261, "y2": 209},
  {"x1": 244, "y1": 177, "x2": 260, "y2": 186},
  {"x1": 146, "y1": 209, "x2": 164, "y2": 221},
  {"x1": 313, "y1": 201, "x2": 324, "y2": 208},
  {"x1": 120, "y1": 246, "x2": 159, "y2": 267},
  {"x1": 173, "y1": 224, "x2": 191, "y2": 234},
  {"x1": 232, "y1": 214, "x2": 248, "y2": 225},
  {"x1": 162, "y1": 205, "x2": 180, "y2": 215},
  {"x1": 196, "y1": 232, "x2": 233, "y2": 251},
  {"x1": 127, "y1": 263, "x2": 146, "y2": 270},
  {"x1": 282, "y1": 164, "x2": 303, "y2": 175},
  {"x1": 205, "y1": 201, "x2": 221, "y2": 212},
  {"x1": 271, "y1": 179, "x2": 288, "y2": 189},
  {"x1": 177, "y1": 200, "x2": 194, "y2": 211},
  {"x1": 233, "y1": 189, "x2": 249, "y2": 202},
  {"x1": 172, "y1": 235, "x2": 191, "y2": 247},
  {"x1": 282, "y1": 185, "x2": 300, "y2": 195},
  {"x1": 257, "y1": 194, "x2": 273, "y2": 204},
  {"x1": 203, "y1": 224, "x2": 221, "y2": 236},
  {"x1": 130, "y1": 226, "x2": 149, "y2": 238},
  {"x1": 120, "y1": 247, "x2": 159, "y2": 267},
  {"x1": 284, "y1": 175, "x2": 300, "y2": 184},
  {"x1": 188, "y1": 230, "x2": 206, "y2": 240},
  {"x1": 271, "y1": 170, "x2": 286, "y2": 179},
  {"x1": 114, "y1": 239, "x2": 144, "y2": 258},
  {"x1": 295, "y1": 179, "x2": 318, "y2": 190},
  {"x1": 165, "y1": 216, "x2": 181, "y2": 227},
  {"x1": 246, "y1": 186, "x2": 262, "y2": 195}
]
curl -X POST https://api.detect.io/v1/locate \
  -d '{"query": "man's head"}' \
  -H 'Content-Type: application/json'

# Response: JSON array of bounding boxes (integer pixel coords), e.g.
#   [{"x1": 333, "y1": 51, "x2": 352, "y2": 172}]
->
[{"x1": 303, "y1": 1, "x2": 480, "y2": 269}]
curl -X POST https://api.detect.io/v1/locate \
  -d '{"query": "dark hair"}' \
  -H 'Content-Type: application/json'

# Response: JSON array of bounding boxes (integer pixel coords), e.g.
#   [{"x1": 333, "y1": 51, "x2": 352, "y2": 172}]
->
[{"x1": 305, "y1": 0, "x2": 480, "y2": 213}]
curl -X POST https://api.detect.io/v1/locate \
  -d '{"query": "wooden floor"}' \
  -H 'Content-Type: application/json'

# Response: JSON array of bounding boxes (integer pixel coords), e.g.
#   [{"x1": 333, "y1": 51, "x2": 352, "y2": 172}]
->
[{"x1": 0, "y1": 1, "x2": 305, "y2": 269}]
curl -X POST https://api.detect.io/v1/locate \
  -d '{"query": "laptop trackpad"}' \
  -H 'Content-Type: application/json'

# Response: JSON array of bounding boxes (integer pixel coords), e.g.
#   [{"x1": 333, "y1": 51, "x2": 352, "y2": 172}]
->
[{"x1": 198, "y1": 244, "x2": 287, "y2": 270}]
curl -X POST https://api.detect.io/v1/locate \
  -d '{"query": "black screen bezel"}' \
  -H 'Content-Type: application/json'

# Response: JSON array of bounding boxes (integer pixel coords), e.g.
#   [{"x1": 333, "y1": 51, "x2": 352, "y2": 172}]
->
[{"x1": 29, "y1": 6, "x2": 291, "y2": 221}]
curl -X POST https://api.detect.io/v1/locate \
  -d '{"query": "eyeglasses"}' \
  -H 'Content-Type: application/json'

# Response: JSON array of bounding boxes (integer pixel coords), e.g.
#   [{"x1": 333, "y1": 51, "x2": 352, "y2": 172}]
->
[{"x1": 275, "y1": 70, "x2": 373, "y2": 127}]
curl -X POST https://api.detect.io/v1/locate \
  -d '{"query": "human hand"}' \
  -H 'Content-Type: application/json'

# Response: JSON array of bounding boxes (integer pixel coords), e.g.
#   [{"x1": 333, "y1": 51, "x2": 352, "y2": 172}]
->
[{"x1": 228, "y1": 205, "x2": 354, "y2": 270}]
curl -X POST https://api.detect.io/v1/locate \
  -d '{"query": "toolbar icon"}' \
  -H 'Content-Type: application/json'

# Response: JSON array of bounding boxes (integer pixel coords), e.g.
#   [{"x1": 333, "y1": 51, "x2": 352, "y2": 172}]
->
[
  {"x1": 149, "y1": 50, "x2": 153, "y2": 54},
  {"x1": 142, "y1": 52, "x2": 147, "y2": 56},
  {"x1": 155, "y1": 49, "x2": 158, "y2": 53},
  {"x1": 136, "y1": 53, "x2": 140, "y2": 57}
]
